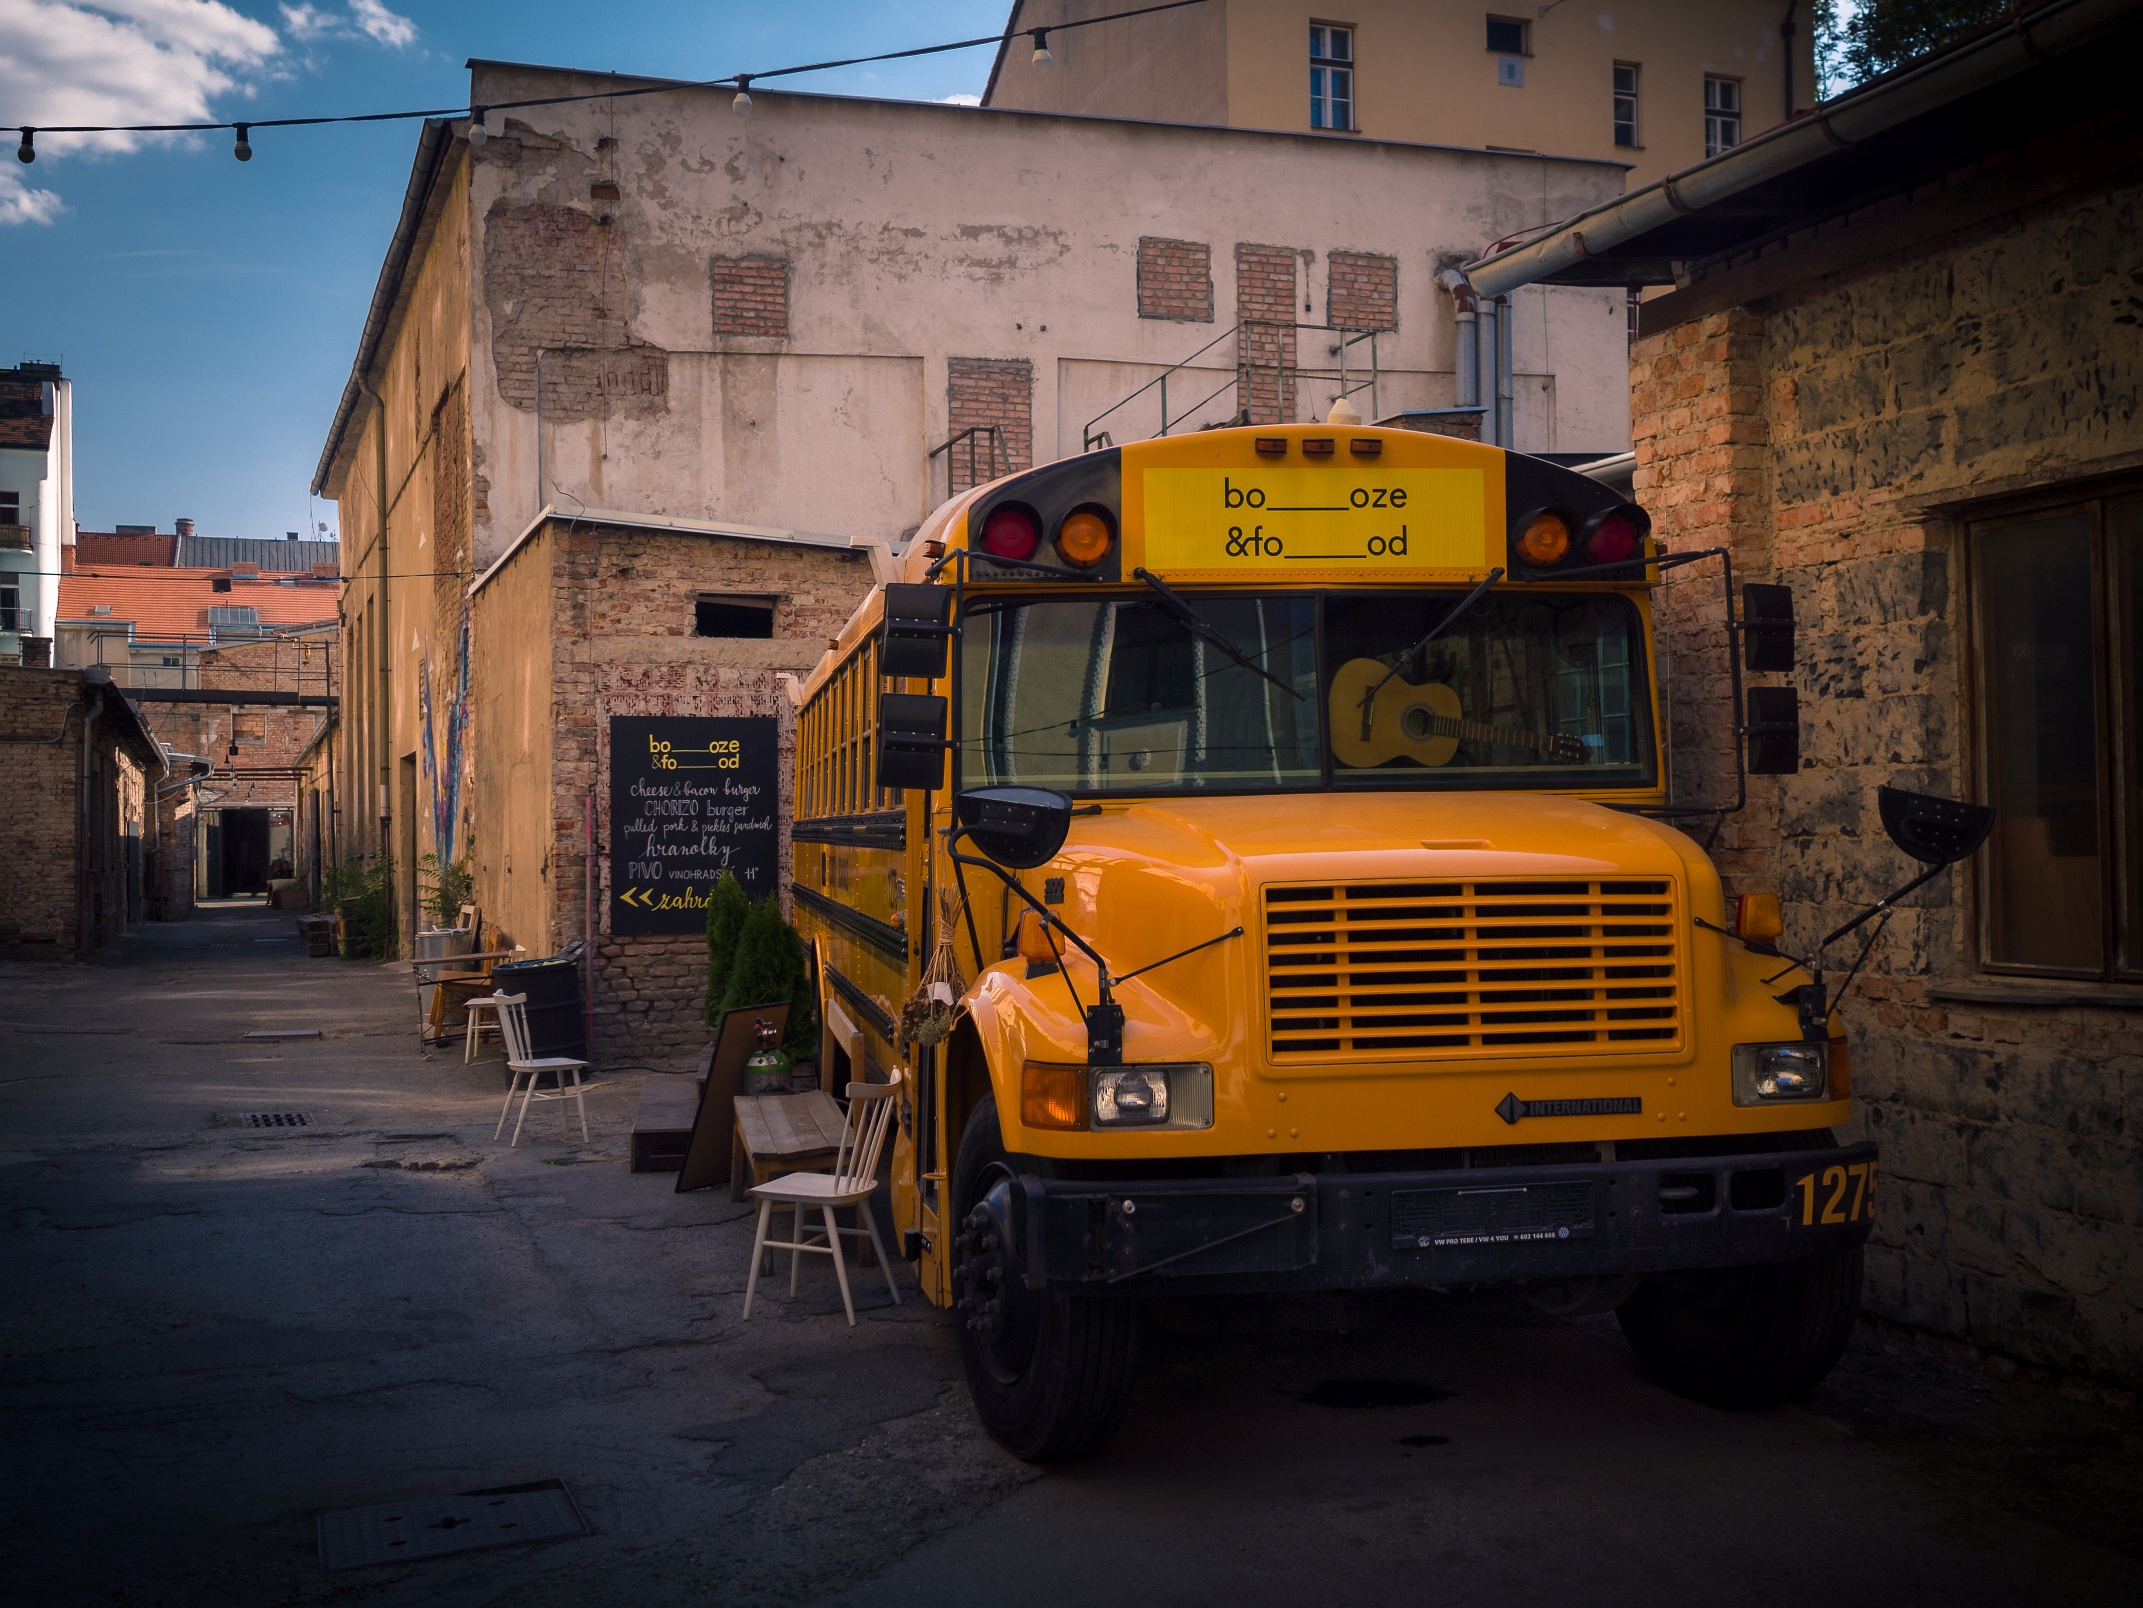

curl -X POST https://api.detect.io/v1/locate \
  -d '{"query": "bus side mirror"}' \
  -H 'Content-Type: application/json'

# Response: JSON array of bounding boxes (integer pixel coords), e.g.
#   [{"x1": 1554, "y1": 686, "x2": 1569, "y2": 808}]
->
[
  {"x1": 881, "y1": 584, "x2": 954, "y2": 680},
  {"x1": 1878, "y1": 786, "x2": 1994, "y2": 865},
  {"x1": 1744, "y1": 687, "x2": 1800, "y2": 774},
  {"x1": 877, "y1": 693, "x2": 949, "y2": 791},
  {"x1": 1742, "y1": 583, "x2": 1795, "y2": 673},
  {"x1": 955, "y1": 787, "x2": 1073, "y2": 870}
]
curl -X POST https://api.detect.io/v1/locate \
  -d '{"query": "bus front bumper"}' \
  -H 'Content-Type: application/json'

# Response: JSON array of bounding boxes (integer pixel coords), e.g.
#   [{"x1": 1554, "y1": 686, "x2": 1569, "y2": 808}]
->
[{"x1": 1011, "y1": 1143, "x2": 1878, "y2": 1294}]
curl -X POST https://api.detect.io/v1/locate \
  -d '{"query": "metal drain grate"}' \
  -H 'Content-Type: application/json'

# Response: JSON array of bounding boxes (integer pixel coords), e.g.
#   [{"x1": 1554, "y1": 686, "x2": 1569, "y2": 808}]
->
[
  {"x1": 241, "y1": 1112, "x2": 312, "y2": 1128},
  {"x1": 318, "y1": 1479, "x2": 588, "y2": 1572}
]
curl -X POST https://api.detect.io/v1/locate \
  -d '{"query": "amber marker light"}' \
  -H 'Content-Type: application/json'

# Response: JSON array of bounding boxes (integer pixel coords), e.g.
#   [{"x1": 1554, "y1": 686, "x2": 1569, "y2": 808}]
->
[
  {"x1": 1733, "y1": 892, "x2": 1783, "y2": 943},
  {"x1": 1517, "y1": 510, "x2": 1571, "y2": 566},
  {"x1": 1055, "y1": 508, "x2": 1113, "y2": 568},
  {"x1": 1021, "y1": 1062, "x2": 1085, "y2": 1130}
]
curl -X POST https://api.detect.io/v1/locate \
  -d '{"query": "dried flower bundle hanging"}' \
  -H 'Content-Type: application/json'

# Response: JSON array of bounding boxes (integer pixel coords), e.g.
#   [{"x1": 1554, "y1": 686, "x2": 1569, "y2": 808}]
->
[{"x1": 899, "y1": 884, "x2": 967, "y2": 1048}]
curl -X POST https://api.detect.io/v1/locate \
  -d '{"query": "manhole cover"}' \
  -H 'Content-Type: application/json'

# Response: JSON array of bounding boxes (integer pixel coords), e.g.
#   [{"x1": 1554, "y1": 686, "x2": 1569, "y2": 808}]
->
[
  {"x1": 240, "y1": 1112, "x2": 312, "y2": 1128},
  {"x1": 317, "y1": 1479, "x2": 587, "y2": 1572}
]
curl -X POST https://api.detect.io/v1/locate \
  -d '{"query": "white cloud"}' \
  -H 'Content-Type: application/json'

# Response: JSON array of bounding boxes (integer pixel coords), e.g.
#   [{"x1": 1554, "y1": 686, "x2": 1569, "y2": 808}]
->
[
  {"x1": 0, "y1": 0, "x2": 280, "y2": 160},
  {"x1": 939, "y1": 93, "x2": 982, "y2": 106},
  {"x1": 278, "y1": 0, "x2": 413, "y2": 49},
  {"x1": 348, "y1": 0, "x2": 413, "y2": 48},
  {"x1": 1, "y1": 167, "x2": 68, "y2": 225}
]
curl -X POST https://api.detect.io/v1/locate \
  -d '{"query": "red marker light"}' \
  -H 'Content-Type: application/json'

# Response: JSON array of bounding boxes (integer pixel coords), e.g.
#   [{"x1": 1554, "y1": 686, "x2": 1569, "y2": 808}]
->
[
  {"x1": 1586, "y1": 512, "x2": 1640, "y2": 564},
  {"x1": 980, "y1": 505, "x2": 1040, "y2": 561}
]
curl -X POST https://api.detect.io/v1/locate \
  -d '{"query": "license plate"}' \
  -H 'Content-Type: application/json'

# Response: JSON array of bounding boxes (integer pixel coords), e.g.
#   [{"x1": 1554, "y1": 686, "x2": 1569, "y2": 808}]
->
[
  {"x1": 1390, "y1": 1181, "x2": 1596, "y2": 1250},
  {"x1": 1789, "y1": 1159, "x2": 1877, "y2": 1227}
]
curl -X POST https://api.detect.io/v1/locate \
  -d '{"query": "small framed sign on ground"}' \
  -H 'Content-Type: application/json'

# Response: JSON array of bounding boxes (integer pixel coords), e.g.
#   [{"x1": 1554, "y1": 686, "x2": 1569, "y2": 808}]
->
[{"x1": 608, "y1": 715, "x2": 780, "y2": 936}]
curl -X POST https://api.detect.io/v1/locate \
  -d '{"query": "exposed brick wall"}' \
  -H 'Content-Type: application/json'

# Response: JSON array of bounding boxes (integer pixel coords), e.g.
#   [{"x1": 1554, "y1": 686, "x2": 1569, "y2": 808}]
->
[
  {"x1": 712, "y1": 256, "x2": 791, "y2": 338},
  {"x1": 482, "y1": 201, "x2": 668, "y2": 423},
  {"x1": 539, "y1": 521, "x2": 877, "y2": 1068},
  {"x1": 1327, "y1": 250, "x2": 1398, "y2": 332},
  {"x1": 946, "y1": 358, "x2": 1033, "y2": 494},
  {"x1": 1636, "y1": 176, "x2": 2143, "y2": 1386},
  {"x1": 1138, "y1": 237, "x2": 1213, "y2": 322},
  {"x1": 1235, "y1": 243, "x2": 1299, "y2": 424},
  {"x1": 0, "y1": 669, "x2": 84, "y2": 955}
]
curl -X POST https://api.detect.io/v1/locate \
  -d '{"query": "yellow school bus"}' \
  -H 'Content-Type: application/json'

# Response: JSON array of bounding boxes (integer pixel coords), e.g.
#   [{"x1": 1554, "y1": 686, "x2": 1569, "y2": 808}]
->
[{"x1": 791, "y1": 421, "x2": 1879, "y2": 1462}]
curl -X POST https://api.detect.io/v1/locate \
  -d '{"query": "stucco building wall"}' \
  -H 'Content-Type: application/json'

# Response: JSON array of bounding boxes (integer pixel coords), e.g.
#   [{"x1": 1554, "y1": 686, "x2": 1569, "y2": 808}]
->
[{"x1": 1636, "y1": 173, "x2": 2143, "y2": 1384}]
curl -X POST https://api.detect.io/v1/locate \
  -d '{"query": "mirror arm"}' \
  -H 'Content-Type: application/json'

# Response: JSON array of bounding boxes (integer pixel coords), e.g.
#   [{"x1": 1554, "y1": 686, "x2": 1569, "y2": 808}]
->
[
  {"x1": 944, "y1": 834, "x2": 1114, "y2": 986},
  {"x1": 1112, "y1": 925, "x2": 1245, "y2": 985},
  {"x1": 1817, "y1": 858, "x2": 1950, "y2": 951}
]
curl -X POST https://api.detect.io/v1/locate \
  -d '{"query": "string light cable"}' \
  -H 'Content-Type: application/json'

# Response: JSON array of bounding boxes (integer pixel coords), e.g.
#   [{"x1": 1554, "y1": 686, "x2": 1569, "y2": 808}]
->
[{"x1": 6, "y1": 0, "x2": 1210, "y2": 159}]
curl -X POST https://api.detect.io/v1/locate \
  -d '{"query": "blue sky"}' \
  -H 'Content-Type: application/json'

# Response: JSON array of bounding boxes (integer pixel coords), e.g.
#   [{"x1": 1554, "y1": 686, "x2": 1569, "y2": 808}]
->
[{"x1": 3, "y1": 1, "x2": 1012, "y2": 540}]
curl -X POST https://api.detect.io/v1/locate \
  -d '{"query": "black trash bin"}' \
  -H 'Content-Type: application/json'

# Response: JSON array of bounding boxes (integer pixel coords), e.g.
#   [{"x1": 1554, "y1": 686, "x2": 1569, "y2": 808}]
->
[{"x1": 492, "y1": 944, "x2": 587, "y2": 1062}]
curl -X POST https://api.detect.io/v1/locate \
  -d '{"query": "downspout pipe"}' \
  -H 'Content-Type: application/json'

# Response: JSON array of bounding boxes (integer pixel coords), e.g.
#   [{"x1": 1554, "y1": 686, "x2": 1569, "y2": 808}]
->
[
  {"x1": 77, "y1": 678, "x2": 104, "y2": 962},
  {"x1": 361, "y1": 378, "x2": 391, "y2": 938},
  {"x1": 1464, "y1": 0, "x2": 2134, "y2": 299},
  {"x1": 1437, "y1": 268, "x2": 1479, "y2": 411}
]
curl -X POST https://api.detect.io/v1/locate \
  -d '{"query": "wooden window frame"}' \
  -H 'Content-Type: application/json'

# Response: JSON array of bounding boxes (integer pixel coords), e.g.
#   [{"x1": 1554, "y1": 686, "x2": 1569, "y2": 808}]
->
[
  {"x1": 1613, "y1": 62, "x2": 1641, "y2": 149},
  {"x1": 1967, "y1": 473, "x2": 2143, "y2": 981},
  {"x1": 1704, "y1": 75, "x2": 1742, "y2": 158},
  {"x1": 1310, "y1": 22, "x2": 1355, "y2": 132}
]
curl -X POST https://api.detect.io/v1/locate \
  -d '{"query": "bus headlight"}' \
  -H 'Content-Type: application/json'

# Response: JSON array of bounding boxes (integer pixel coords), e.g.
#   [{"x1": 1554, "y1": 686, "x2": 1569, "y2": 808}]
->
[
  {"x1": 1731, "y1": 1041, "x2": 1829, "y2": 1104},
  {"x1": 1095, "y1": 1064, "x2": 1214, "y2": 1130}
]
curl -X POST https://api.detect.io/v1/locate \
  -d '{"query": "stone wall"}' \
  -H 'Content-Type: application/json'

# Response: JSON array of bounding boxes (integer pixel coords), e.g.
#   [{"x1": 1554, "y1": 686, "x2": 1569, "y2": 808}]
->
[
  {"x1": 543, "y1": 520, "x2": 877, "y2": 1068},
  {"x1": 1635, "y1": 174, "x2": 2143, "y2": 1384}
]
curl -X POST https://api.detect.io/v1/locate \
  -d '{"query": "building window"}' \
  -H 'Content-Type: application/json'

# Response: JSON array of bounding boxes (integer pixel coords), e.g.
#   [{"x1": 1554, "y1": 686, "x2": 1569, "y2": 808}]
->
[
  {"x1": 1310, "y1": 25, "x2": 1354, "y2": 130},
  {"x1": 1486, "y1": 15, "x2": 1529, "y2": 54},
  {"x1": 207, "y1": 604, "x2": 261, "y2": 633},
  {"x1": 695, "y1": 595, "x2": 777, "y2": 639},
  {"x1": 1613, "y1": 63, "x2": 1641, "y2": 147},
  {"x1": 0, "y1": 490, "x2": 20, "y2": 521},
  {"x1": 1974, "y1": 488, "x2": 2143, "y2": 976},
  {"x1": 1704, "y1": 76, "x2": 1742, "y2": 157},
  {"x1": 0, "y1": 584, "x2": 19, "y2": 631}
]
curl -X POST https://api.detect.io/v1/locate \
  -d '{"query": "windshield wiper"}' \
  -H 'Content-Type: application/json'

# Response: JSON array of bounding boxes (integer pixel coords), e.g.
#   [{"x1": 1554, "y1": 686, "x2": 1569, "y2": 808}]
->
[
  {"x1": 1355, "y1": 567, "x2": 1504, "y2": 739},
  {"x1": 1131, "y1": 568, "x2": 1305, "y2": 701}
]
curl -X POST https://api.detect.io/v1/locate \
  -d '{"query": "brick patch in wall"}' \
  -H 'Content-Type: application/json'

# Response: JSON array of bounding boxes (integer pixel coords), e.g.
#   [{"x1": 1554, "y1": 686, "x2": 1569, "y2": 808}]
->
[
  {"x1": 482, "y1": 201, "x2": 669, "y2": 422},
  {"x1": 712, "y1": 255, "x2": 791, "y2": 339},
  {"x1": 1235, "y1": 243, "x2": 1299, "y2": 425},
  {"x1": 1138, "y1": 237, "x2": 1213, "y2": 322},
  {"x1": 946, "y1": 358, "x2": 1033, "y2": 494},
  {"x1": 1328, "y1": 250, "x2": 1398, "y2": 332}
]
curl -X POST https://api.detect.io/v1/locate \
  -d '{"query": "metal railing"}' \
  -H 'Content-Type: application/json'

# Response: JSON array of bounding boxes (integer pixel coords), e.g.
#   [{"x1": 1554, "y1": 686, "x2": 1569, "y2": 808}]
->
[
  {"x1": 1083, "y1": 322, "x2": 1384, "y2": 452},
  {"x1": 928, "y1": 424, "x2": 1009, "y2": 498}
]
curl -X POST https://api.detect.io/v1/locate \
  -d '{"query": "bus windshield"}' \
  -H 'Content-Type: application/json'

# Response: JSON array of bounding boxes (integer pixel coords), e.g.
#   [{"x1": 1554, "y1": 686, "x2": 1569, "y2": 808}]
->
[{"x1": 958, "y1": 590, "x2": 1654, "y2": 794}]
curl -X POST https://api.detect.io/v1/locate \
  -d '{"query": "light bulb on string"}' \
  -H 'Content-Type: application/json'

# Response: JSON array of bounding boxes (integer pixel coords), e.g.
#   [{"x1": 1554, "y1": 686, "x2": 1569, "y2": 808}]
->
[
  {"x1": 1031, "y1": 29, "x2": 1055, "y2": 72},
  {"x1": 466, "y1": 107, "x2": 489, "y2": 147},
  {"x1": 232, "y1": 123, "x2": 252, "y2": 162},
  {"x1": 732, "y1": 75, "x2": 753, "y2": 117},
  {"x1": 16, "y1": 128, "x2": 33, "y2": 164}
]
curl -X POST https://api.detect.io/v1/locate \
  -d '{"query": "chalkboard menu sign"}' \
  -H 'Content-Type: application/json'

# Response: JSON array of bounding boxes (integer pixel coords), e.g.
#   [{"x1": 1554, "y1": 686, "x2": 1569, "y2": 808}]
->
[{"x1": 608, "y1": 715, "x2": 780, "y2": 935}]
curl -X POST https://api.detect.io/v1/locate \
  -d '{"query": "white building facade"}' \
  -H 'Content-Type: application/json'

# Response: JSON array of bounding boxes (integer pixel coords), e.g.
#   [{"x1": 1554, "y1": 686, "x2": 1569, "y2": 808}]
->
[{"x1": 0, "y1": 361, "x2": 73, "y2": 663}]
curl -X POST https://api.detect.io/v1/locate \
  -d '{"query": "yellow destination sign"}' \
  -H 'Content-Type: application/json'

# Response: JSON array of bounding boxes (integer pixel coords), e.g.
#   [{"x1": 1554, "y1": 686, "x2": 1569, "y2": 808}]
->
[{"x1": 1138, "y1": 467, "x2": 1489, "y2": 575}]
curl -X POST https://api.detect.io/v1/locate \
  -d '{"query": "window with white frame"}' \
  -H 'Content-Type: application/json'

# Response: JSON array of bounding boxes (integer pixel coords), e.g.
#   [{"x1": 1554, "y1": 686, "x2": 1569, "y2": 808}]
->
[
  {"x1": 1614, "y1": 63, "x2": 1641, "y2": 147},
  {"x1": 1704, "y1": 76, "x2": 1742, "y2": 157},
  {"x1": 1310, "y1": 24, "x2": 1353, "y2": 131}
]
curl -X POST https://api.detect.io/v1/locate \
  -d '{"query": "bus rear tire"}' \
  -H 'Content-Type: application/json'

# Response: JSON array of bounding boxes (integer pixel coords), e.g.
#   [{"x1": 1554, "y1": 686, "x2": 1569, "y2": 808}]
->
[
  {"x1": 952, "y1": 1093, "x2": 1139, "y2": 1463},
  {"x1": 1615, "y1": 1247, "x2": 1863, "y2": 1409}
]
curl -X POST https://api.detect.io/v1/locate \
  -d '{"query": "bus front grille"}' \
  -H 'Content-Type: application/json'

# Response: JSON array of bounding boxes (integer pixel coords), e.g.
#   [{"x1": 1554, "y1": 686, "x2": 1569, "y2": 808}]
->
[{"x1": 1262, "y1": 878, "x2": 1683, "y2": 1061}]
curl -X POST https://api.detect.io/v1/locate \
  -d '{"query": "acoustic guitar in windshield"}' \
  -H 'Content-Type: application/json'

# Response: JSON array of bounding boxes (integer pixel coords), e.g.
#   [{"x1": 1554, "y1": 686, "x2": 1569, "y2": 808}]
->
[{"x1": 1328, "y1": 657, "x2": 1590, "y2": 768}]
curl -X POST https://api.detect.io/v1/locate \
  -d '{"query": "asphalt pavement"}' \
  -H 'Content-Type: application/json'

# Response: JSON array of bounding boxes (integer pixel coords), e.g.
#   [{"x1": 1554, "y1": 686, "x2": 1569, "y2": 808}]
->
[{"x1": 2, "y1": 900, "x2": 2136, "y2": 1606}]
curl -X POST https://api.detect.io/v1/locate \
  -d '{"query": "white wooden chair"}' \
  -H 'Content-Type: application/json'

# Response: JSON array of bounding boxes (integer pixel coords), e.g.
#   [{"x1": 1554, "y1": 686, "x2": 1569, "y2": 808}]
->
[
  {"x1": 492, "y1": 992, "x2": 605, "y2": 1146},
  {"x1": 463, "y1": 994, "x2": 505, "y2": 1063},
  {"x1": 742, "y1": 1070, "x2": 903, "y2": 1326}
]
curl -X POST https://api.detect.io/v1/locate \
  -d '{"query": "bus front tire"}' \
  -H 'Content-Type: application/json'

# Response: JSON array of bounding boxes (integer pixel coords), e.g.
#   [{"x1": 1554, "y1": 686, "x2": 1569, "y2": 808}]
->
[
  {"x1": 1615, "y1": 1247, "x2": 1863, "y2": 1409},
  {"x1": 951, "y1": 1094, "x2": 1139, "y2": 1463}
]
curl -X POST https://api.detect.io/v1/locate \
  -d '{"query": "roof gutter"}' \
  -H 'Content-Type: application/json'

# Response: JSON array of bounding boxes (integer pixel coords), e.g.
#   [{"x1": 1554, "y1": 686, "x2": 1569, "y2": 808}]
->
[
  {"x1": 1463, "y1": 0, "x2": 2135, "y2": 299},
  {"x1": 311, "y1": 119, "x2": 454, "y2": 496}
]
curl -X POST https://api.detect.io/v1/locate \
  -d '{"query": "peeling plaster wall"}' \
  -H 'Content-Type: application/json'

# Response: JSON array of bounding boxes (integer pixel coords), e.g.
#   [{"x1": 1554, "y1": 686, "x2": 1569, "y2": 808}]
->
[{"x1": 463, "y1": 67, "x2": 1631, "y2": 563}]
